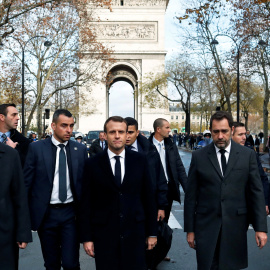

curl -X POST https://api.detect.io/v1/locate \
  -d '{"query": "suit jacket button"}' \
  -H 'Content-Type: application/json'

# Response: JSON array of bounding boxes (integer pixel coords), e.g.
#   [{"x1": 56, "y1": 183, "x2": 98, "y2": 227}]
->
[
  {"x1": 120, "y1": 235, "x2": 124, "y2": 239},
  {"x1": 119, "y1": 213, "x2": 123, "y2": 218},
  {"x1": 119, "y1": 192, "x2": 122, "y2": 196}
]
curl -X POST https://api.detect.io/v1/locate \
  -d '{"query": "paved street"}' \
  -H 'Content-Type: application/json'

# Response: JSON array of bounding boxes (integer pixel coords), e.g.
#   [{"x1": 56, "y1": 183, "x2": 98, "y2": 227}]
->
[{"x1": 19, "y1": 149, "x2": 270, "y2": 270}]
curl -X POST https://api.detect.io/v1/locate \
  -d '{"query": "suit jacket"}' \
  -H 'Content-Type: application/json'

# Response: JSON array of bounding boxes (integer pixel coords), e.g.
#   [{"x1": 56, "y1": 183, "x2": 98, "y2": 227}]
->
[
  {"x1": 0, "y1": 143, "x2": 32, "y2": 270},
  {"x1": 23, "y1": 138, "x2": 88, "y2": 231},
  {"x1": 79, "y1": 149, "x2": 157, "y2": 270},
  {"x1": 136, "y1": 134, "x2": 168, "y2": 209},
  {"x1": 184, "y1": 141, "x2": 267, "y2": 270},
  {"x1": 149, "y1": 133, "x2": 187, "y2": 203},
  {"x1": 89, "y1": 139, "x2": 107, "y2": 157},
  {"x1": 10, "y1": 129, "x2": 30, "y2": 167}
]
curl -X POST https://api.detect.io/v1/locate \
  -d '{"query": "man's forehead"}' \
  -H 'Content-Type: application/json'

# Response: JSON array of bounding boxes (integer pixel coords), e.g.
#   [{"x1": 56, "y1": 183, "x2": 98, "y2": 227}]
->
[
  {"x1": 7, "y1": 106, "x2": 18, "y2": 114},
  {"x1": 128, "y1": 125, "x2": 137, "y2": 131},
  {"x1": 211, "y1": 119, "x2": 230, "y2": 129},
  {"x1": 235, "y1": 127, "x2": 246, "y2": 134},
  {"x1": 57, "y1": 115, "x2": 74, "y2": 124}
]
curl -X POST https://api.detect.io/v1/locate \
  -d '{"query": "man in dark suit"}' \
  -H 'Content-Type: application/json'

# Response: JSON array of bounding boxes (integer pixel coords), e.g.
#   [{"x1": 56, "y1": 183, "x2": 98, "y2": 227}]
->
[
  {"x1": 184, "y1": 111, "x2": 267, "y2": 270},
  {"x1": 24, "y1": 109, "x2": 88, "y2": 270},
  {"x1": 0, "y1": 103, "x2": 30, "y2": 166},
  {"x1": 89, "y1": 131, "x2": 107, "y2": 157},
  {"x1": 125, "y1": 117, "x2": 168, "y2": 220},
  {"x1": 0, "y1": 143, "x2": 32, "y2": 270},
  {"x1": 149, "y1": 118, "x2": 187, "y2": 261},
  {"x1": 79, "y1": 116, "x2": 157, "y2": 270}
]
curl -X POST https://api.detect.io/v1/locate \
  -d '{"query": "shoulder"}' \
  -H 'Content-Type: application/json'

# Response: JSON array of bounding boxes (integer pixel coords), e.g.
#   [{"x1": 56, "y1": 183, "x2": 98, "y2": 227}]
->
[
  {"x1": 0, "y1": 143, "x2": 18, "y2": 157},
  {"x1": 69, "y1": 140, "x2": 87, "y2": 151},
  {"x1": 126, "y1": 148, "x2": 146, "y2": 161},
  {"x1": 11, "y1": 129, "x2": 30, "y2": 145}
]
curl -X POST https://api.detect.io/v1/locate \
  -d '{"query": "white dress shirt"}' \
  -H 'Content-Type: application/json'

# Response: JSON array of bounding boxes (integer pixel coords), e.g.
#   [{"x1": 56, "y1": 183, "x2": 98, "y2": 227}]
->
[
  {"x1": 153, "y1": 136, "x2": 168, "y2": 182},
  {"x1": 50, "y1": 136, "x2": 73, "y2": 204},
  {"x1": 100, "y1": 140, "x2": 105, "y2": 150},
  {"x1": 130, "y1": 139, "x2": 138, "y2": 152},
  {"x1": 214, "y1": 141, "x2": 231, "y2": 176},
  {"x1": 108, "y1": 148, "x2": 125, "y2": 183}
]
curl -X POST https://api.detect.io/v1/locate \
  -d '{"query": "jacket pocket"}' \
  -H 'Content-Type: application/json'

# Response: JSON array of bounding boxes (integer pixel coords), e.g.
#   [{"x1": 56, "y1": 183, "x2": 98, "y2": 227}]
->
[
  {"x1": 196, "y1": 206, "x2": 208, "y2": 214},
  {"x1": 237, "y1": 208, "x2": 247, "y2": 215}
]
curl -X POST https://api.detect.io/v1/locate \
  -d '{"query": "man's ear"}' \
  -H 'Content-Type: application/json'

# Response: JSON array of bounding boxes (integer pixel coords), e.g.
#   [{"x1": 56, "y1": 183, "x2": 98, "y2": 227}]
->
[
  {"x1": 0, "y1": 114, "x2": 5, "y2": 122},
  {"x1": 231, "y1": 126, "x2": 235, "y2": 135},
  {"x1": 136, "y1": 130, "x2": 140, "y2": 137},
  {"x1": 51, "y1": 122, "x2": 56, "y2": 131}
]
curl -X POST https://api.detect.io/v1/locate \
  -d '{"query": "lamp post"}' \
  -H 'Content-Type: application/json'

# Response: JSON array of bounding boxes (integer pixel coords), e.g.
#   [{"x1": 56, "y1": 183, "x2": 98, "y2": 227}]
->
[
  {"x1": 210, "y1": 35, "x2": 261, "y2": 122},
  {"x1": 6, "y1": 36, "x2": 52, "y2": 135}
]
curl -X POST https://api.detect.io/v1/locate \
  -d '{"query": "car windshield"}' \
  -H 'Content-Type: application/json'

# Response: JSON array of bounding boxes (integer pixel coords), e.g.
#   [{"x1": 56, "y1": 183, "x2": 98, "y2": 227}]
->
[{"x1": 87, "y1": 131, "x2": 101, "y2": 140}]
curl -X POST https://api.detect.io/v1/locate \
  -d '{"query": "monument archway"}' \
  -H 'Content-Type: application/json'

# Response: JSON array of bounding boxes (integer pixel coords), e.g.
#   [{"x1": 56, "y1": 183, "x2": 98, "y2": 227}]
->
[
  {"x1": 106, "y1": 64, "x2": 139, "y2": 119},
  {"x1": 79, "y1": 0, "x2": 171, "y2": 133}
]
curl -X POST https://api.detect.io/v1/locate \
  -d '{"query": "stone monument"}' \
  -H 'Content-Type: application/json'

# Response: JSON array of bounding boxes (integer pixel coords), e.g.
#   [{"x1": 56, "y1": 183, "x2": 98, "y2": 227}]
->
[{"x1": 79, "y1": 0, "x2": 170, "y2": 133}]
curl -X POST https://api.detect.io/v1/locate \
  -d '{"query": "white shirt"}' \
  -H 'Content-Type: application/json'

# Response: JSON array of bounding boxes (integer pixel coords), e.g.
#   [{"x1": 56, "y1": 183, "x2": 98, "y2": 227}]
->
[
  {"x1": 153, "y1": 136, "x2": 169, "y2": 182},
  {"x1": 130, "y1": 139, "x2": 138, "y2": 152},
  {"x1": 50, "y1": 136, "x2": 73, "y2": 204},
  {"x1": 100, "y1": 140, "x2": 105, "y2": 150},
  {"x1": 214, "y1": 141, "x2": 231, "y2": 176},
  {"x1": 108, "y1": 148, "x2": 125, "y2": 183}
]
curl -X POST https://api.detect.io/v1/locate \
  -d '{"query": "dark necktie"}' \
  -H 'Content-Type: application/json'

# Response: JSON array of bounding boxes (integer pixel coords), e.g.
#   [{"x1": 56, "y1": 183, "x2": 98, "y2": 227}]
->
[
  {"x1": 114, "y1": 156, "x2": 121, "y2": 186},
  {"x1": 1, "y1": 134, "x2": 7, "y2": 144},
  {"x1": 102, "y1": 141, "x2": 104, "y2": 150},
  {"x1": 58, "y1": 144, "x2": 67, "y2": 202},
  {"x1": 219, "y1": 149, "x2": 227, "y2": 176}
]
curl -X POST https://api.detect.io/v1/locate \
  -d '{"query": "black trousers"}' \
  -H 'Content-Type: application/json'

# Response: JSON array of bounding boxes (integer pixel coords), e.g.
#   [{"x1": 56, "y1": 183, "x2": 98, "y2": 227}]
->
[{"x1": 38, "y1": 204, "x2": 80, "y2": 270}]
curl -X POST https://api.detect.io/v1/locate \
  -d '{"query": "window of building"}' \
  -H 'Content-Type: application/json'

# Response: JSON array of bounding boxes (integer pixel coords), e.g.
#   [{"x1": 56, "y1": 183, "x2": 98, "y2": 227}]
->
[
  {"x1": 182, "y1": 115, "x2": 184, "y2": 119},
  {"x1": 193, "y1": 115, "x2": 195, "y2": 119},
  {"x1": 171, "y1": 115, "x2": 174, "y2": 120},
  {"x1": 176, "y1": 116, "x2": 178, "y2": 120},
  {"x1": 197, "y1": 116, "x2": 199, "y2": 119},
  {"x1": 121, "y1": 0, "x2": 124, "y2": 6}
]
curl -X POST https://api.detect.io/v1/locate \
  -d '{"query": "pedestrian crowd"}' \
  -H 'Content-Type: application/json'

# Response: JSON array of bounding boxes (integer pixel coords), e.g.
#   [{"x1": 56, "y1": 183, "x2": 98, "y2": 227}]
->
[{"x1": 0, "y1": 103, "x2": 269, "y2": 270}]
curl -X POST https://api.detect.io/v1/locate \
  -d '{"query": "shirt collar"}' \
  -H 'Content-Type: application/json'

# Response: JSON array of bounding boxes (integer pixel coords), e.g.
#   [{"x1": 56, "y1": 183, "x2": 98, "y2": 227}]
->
[
  {"x1": 0, "y1": 131, "x2": 10, "y2": 137},
  {"x1": 214, "y1": 140, "x2": 231, "y2": 154},
  {"x1": 153, "y1": 135, "x2": 164, "y2": 146},
  {"x1": 131, "y1": 139, "x2": 138, "y2": 151},
  {"x1": 107, "y1": 148, "x2": 125, "y2": 160},
  {"x1": 51, "y1": 135, "x2": 68, "y2": 147}
]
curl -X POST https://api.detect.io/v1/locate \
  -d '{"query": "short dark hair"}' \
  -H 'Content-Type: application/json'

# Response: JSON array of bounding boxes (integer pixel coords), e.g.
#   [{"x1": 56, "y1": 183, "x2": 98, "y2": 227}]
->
[
  {"x1": 52, "y1": 109, "x2": 73, "y2": 123},
  {"x1": 210, "y1": 111, "x2": 233, "y2": 129},
  {"x1": 104, "y1": 116, "x2": 127, "y2": 133},
  {"x1": 232, "y1": 122, "x2": 245, "y2": 129},
  {"x1": 153, "y1": 118, "x2": 168, "y2": 132},
  {"x1": 125, "y1": 117, "x2": 138, "y2": 130},
  {"x1": 0, "y1": 103, "x2": 16, "y2": 116}
]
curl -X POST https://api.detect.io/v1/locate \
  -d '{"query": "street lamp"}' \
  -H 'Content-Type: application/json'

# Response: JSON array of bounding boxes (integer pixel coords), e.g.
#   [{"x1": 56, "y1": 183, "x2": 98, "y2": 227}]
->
[
  {"x1": 5, "y1": 36, "x2": 52, "y2": 135},
  {"x1": 211, "y1": 35, "x2": 264, "y2": 122}
]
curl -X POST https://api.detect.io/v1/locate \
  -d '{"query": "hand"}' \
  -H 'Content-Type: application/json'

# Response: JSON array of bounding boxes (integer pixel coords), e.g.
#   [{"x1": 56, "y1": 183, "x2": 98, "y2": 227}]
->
[
  {"x1": 266, "y1": 206, "x2": 269, "y2": 216},
  {"x1": 147, "y1": 237, "x2": 157, "y2": 250},
  {"x1": 6, "y1": 137, "x2": 18, "y2": 149},
  {"x1": 157, "y1": 210, "x2": 165, "y2": 221},
  {"x1": 17, "y1": 242, "x2": 28, "y2": 249},
  {"x1": 255, "y1": 232, "x2": 267, "y2": 249},
  {"x1": 187, "y1": 232, "x2": 196, "y2": 249},
  {"x1": 83, "y1": 241, "x2": 95, "y2": 257}
]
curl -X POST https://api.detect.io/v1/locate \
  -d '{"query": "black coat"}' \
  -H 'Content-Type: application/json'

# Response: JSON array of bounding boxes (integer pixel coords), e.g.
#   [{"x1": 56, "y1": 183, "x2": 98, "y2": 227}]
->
[
  {"x1": 149, "y1": 134, "x2": 187, "y2": 203},
  {"x1": 79, "y1": 150, "x2": 158, "y2": 270},
  {"x1": 0, "y1": 143, "x2": 32, "y2": 270},
  {"x1": 10, "y1": 129, "x2": 30, "y2": 166},
  {"x1": 137, "y1": 134, "x2": 168, "y2": 209},
  {"x1": 184, "y1": 141, "x2": 267, "y2": 270},
  {"x1": 23, "y1": 138, "x2": 88, "y2": 230},
  {"x1": 89, "y1": 139, "x2": 107, "y2": 157}
]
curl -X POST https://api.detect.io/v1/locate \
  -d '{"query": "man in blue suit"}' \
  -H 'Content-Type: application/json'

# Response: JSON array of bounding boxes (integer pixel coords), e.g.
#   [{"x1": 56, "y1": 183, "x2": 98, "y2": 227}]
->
[{"x1": 24, "y1": 109, "x2": 88, "y2": 270}]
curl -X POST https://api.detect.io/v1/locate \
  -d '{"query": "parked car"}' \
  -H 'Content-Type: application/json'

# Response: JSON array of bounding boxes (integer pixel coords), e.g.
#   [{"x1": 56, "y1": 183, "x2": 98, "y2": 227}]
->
[
  {"x1": 86, "y1": 130, "x2": 103, "y2": 151},
  {"x1": 139, "y1": 130, "x2": 150, "y2": 139}
]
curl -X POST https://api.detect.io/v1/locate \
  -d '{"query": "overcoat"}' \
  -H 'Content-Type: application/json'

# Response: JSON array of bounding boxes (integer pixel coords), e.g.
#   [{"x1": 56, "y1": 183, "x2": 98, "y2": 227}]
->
[
  {"x1": 0, "y1": 143, "x2": 32, "y2": 270},
  {"x1": 184, "y1": 141, "x2": 267, "y2": 270},
  {"x1": 79, "y1": 149, "x2": 158, "y2": 270}
]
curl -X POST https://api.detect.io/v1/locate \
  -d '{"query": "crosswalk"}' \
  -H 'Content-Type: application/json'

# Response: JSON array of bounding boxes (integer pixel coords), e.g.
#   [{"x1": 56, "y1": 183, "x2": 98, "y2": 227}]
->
[{"x1": 168, "y1": 213, "x2": 270, "y2": 230}]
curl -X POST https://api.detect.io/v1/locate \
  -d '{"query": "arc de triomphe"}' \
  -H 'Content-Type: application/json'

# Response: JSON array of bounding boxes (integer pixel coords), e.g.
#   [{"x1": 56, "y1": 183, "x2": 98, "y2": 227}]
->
[{"x1": 79, "y1": 0, "x2": 170, "y2": 133}]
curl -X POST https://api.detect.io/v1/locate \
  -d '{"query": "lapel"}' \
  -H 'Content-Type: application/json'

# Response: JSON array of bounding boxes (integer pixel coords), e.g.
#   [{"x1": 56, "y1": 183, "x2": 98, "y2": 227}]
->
[
  {"x1": 207, "y1": 143, "x2": 223, "y2": 181},
  {"x1": 121, "y1": 150, "x2": 131, "y2": 187},
  {"x1": 0, "y1": 144, "x2": 5, "y2": 162},
  {"x1": 99, "y1": 150, "x2": 119, "y2": 190},
  {"x1": 42, "y1": 139, "x2": 54, "y2": 184},
  {"x1": 67, "y1": 141, "x2": 77, "y2": 184},
  {"x1": 224, "y1": 141, "x2": 239, "y2": 179}
]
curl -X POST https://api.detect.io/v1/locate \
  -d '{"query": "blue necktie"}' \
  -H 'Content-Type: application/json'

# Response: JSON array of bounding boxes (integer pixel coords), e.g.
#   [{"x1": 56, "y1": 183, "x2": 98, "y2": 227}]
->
[
  {"x1": 114, "y1": 156, "x2": 121, "y2": 186},
  {"x1": 58, "y1": 144, "x2": 67, "y2": 202},
  {"x1": 1, "y1": 134, "x2": 7, "y2": 144}
]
